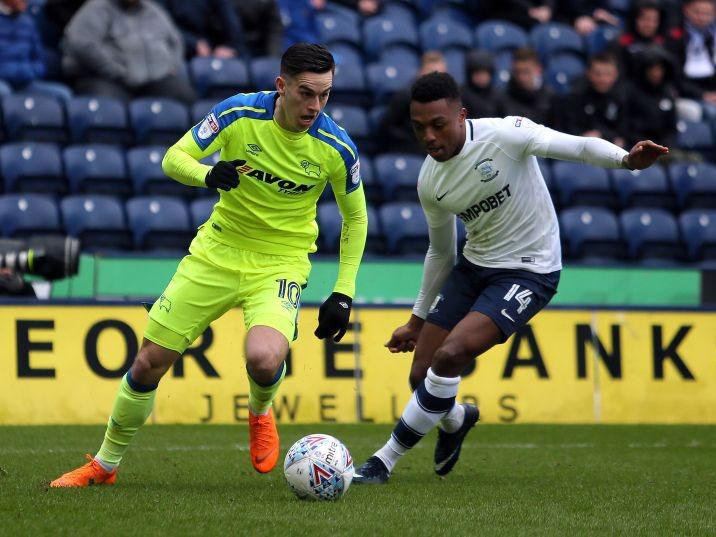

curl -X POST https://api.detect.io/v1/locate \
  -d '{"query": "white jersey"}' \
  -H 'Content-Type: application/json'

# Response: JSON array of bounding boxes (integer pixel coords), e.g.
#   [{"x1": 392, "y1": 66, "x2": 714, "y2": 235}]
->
[{"x1": 412, "y1": 116, "x2": 629, "y2": 319}]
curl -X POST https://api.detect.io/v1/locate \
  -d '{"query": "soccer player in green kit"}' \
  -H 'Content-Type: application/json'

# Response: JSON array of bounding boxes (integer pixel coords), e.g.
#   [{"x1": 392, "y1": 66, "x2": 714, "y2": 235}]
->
[{"x1": 51, "y1": 43, "x2": 367, "y2": 487}]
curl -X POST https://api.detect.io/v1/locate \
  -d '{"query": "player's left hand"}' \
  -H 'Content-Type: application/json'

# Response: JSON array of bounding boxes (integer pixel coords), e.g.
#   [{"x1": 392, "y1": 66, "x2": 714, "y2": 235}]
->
[
  {"x1": 624, "y1": 140, "x2": 669, "y2": 170},
  {"x1": 314, "y1": 292, "x2": 352, "y2": 342}
]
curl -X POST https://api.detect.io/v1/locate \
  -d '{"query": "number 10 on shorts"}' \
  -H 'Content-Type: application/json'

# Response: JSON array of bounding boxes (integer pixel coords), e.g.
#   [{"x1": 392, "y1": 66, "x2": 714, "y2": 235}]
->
[{"x1": 276, "y1": 278, "x2": 301, "y2": 308}]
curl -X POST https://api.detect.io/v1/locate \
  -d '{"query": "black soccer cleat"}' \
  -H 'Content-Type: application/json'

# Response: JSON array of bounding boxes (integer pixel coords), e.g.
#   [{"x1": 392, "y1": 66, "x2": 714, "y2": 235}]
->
[
  {"x1": 434, "y1": 404, "x2": 480, "y2": 476},
  {"x1": 353, "y1": 456, "x2": 391, "y2": 485}
]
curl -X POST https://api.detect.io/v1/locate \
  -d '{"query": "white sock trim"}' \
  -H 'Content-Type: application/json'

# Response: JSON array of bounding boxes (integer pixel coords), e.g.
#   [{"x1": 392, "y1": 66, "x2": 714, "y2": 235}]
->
[{"x1": 424, "y1": 367, "x2": 460, "y2": 399}]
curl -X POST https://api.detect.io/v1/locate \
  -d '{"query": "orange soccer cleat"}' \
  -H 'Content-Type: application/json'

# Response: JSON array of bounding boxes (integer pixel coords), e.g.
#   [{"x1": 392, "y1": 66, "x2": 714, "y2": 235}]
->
[
  {"x1": 49, "y1": 454, "x2": 117, "y2": 488},
  {"x1": 249, "y1": 409, "x2": 280, "y2": 473}
]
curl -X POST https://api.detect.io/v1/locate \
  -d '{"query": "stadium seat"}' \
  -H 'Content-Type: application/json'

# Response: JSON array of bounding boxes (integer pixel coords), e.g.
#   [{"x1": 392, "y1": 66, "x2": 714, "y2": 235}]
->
[
  {"x1": 324, "y1": 105, "x2": 372, "y2": 153},
  {"x1": 443, "y1": 48, "x2": 467, "y2": 86},
  {"x1": 189, "y1": 196, "x2": 218, "y2": 228},
  {"x1": 620, "y1": 208, "x2": 685, "y2": 263},
  {"x1": 316, "y1": 11, "x2": 362, "y2": 46},
  {"x1": 329, "y1": 43, "x2": 365, "y2": 70},
  {"x1": 191, "y1": 99, "x2": 217, "y2": 125},
  {"x1": 474, "y1": 20, "x2": 528, "y2": 54},
  {"x1": 559, "y1": 206, "x2": 624, "y2": 261},
  {"x1": 585, "y1": 25, "x2": 621, "y2": 56},
  {"x1": 0, "y1": 80, "x2": 11, "y2": 97},
  {"x1": 332, "y1": 58, "x2": 370, "y2": 107},
  {"x1": 668, "y1": 162, "x2": 716, "y2": 209},
  {"x1": 190, "y1": 57, "x2": 250, "y2": 99},
  {"x1": 379, "y1": 202, "x2": 429, "y2": 255},
  {"x1": 1, "y1": 94, "x2": 66, "y2": 142},
  {"x1": 128, "y1": 146, "x2": 194, "y2": 198},
  {"x1": 363, "y1": 14, "x2": 419, "y2": 60},
  {"x1": 546, "y1": 53, "x2": 586, "y2": 95},
  {"x1": 379, "y1": 46, "x2": 421, "y2": 74},
  {"x1": 552, "y1": 161, "x2": 616, "y2": 208},
  {"x1": 366, "y1": 61, "x2": 415, "y2": 102},
  {"x1": 317, "y1": 202, "x2": 386, "y2": 255},
  {"x1": 365, "y1": 204, "x2": 387, "y2": 255},
  {"x1": 60, "y1": 195, "x2": 132, "y2": 251},
  {"x1": 129, "y1": 98, "x2": 189, "y2": 145},
  {"x1": 419, "y1": 16, "x2": 472, "y2": 51},
  {"x1": 679, "y1": 209, "x2": 716, "y2": 261},
  {"x1": 530, "y1": 23, "x2": 584, "y2": 64},
  {"x1": 126, "y1": 196, "x2": 192, "y2": 251},
  {"x1": 676, "y1": 120, "x2": 714, "y2": 154},
  {"x1": 250, "y1": 56, "x2": 281, "y2": 90},
  {"x1": 0, "y1": 142, "x2": 66, "y2": 195},
  {"x1": 612, "y1": 166, "x2": 674, "y2": 210},
  {"x1": 67, "y1": 96, "x2": 130, "y2": 145},
  {"x1": 0, "y1": 194, "x2": 60, "y2": 237},
  {"x1": 374, "y1": 153, "x2": 423, "y2": 202},
  {"x1": 64, "y1": 144, "x2": 130, "y2": 196},
  {"x1": 18, "y1": 80, "x2": 73, "y2": 103}
]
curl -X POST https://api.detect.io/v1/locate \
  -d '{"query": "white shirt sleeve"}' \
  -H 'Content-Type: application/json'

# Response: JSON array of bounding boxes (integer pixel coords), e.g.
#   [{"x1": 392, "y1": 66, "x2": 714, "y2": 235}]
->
[
  {"x1": 495, "y1": 116, "x2": 629, "y2": 168},
  {"x1": 412, "y1": 179, "x2": 457, "y2": 319}
]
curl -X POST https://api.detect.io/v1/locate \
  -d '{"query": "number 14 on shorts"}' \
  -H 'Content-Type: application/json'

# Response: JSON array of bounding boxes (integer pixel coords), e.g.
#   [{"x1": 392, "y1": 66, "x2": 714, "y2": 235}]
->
[{"x1": 503, "y1": 284, "x2": 532, "y2": 314}]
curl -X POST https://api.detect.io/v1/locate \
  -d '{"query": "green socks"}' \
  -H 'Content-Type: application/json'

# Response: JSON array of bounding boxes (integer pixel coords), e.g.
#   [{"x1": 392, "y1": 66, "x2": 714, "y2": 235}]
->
[
  {"x1": 96, "y1": 372, "x2": 157, "y2": 469},
  {"x1": 248, "y1": 362, "x2": 286, "y2": 415}
]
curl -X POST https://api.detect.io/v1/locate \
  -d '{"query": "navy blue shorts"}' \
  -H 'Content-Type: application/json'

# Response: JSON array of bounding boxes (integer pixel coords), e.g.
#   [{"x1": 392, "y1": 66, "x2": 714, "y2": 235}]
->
[{"x1": 426, "y1": 255, "x2": 561, "y2": 342}]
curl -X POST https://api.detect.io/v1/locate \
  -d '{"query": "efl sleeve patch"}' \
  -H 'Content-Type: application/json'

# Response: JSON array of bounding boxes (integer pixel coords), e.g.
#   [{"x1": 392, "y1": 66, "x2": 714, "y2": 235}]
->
[{"x1": 192, "y1": 112, "x2": 221, "y2": 150}]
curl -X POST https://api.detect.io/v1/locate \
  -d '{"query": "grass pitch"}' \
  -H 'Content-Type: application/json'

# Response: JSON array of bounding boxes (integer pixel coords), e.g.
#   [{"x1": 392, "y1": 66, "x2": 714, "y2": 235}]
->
[{"x1": 1, "y1": 424, "x2": 714, "y2": 536}]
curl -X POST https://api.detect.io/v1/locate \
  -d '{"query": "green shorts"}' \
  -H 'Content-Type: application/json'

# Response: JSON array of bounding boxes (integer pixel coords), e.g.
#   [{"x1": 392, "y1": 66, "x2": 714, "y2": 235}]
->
[{"x1": 145, "y1": 231, "x2": 311, "y2": 353}]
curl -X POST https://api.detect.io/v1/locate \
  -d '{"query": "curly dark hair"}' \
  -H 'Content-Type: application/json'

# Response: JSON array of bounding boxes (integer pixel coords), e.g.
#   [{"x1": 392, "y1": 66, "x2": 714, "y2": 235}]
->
[{"x1": 410, "y1": 72, "x2": 461, "y2": 104}]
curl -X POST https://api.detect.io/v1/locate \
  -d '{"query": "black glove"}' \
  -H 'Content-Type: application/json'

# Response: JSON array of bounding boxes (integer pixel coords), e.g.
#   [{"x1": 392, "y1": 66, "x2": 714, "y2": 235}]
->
[
  {"x1": 205, "y1": 160, "x2": 241, "y2": 191},
  {"x1": 314, "y1": 292, "x2": 352, "y2": 342}
]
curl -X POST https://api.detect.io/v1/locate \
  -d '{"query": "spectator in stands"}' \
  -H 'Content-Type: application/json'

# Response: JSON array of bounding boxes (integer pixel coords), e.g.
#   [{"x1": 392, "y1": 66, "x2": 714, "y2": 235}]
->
[
  {"x1": 234, "y1": 0, "x2": 283, "y2": 57},
  {"x1": 331, "y1": 0, "x2": 381, "y2": 16},
  {"x1": 461, "y1": 50, "x2": 499, "y2": 119},
  {"x1": 63, "y1": 0, "x2": 196, "y2": 104},
  {"x1": 382, "y1": 51, "x2": 448, "y2": 154},
  {"x1": 667, "y1": 0, "x2": 716, "y2": 120},
  {"x1": 496, "y1": 47, "x2": 554, "y2": 125},
  {"x1": 556, "y1": 52, "x2": 628, "y2": 147},
  {"x1": 478, "y1": 0, "x2": 554, "y2": 30},
  {"x1": 557, "y1": 0, "x2": 620, "y2": 35},
  {"x1": 614, "y1": 0, "x2": 671, "y2": 76},
  {"x1": 41, "y1": 0, "x2": 85, "y2": 45},
  {"x1": 277, "y1": 0, "x2": 321, "y2": 47},
  {"x1": 158, "y1": 0, "x2": 246, "y2": 59},
  {"x1": 627, "y1": 46, "x2": 678, "y2": 147},
  {"x1": 0, "y1": 0, "x2": 45, "y2": 88}
]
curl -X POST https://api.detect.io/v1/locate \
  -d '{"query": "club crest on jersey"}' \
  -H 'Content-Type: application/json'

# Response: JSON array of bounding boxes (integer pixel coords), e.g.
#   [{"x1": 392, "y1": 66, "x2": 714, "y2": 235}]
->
[
  {"x1": 197, "y1": 113, "x2": 219, "y2": 140},
  {"x1": 474, "y1": 158, "x2": 499, "y2": 183},
  {"x1": 350, "y1": 160, "x2": 361, "y2": 184},
  {"x1": 300, "y1": 160, "x2": 321, "y2": 177}
]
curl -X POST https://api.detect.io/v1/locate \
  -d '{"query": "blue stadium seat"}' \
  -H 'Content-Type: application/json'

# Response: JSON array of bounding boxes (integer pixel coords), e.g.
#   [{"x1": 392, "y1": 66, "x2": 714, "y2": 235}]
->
[
  {"x1": 0, "y1": 194, "x2": 60, "y2": 237},
  {"x1": 552, "y1": 161, "x2": 616, "y2": 208},
  {"x1": 190, "y1": 57, "x2": 249, "y2": 99},
  {"x1": 612, "y1": 166, "x2": 673, "y2": 210},
  {"x1": 126, "y1": 196, "x2": 192, "y2": 251},
  {"x1": 317, "y1": 202, "x2": 386, "y2": 255},
  {"x1": 250, "y1": 56, "x2": 281, "y2": 90},
  {"x1": 332, "y1": 57, "x2": 369, "y2": 107},
  {"x1": 18, "y1": 81, "x2": 73, "y2": 103},
  {"x1": 189, "y1": 196, "x2": 218, "y2": 228},
  {"x1": 0, "y1": 142, "x2": 66, "y2": 194},
  {"x1": 374, "y1": 153, "x2": 423, "y2": 202},
  {"x1": 1, "y1": 94, "x2": 66, "y2": 142},
  {"x1": 546, "y1": 53, "x2": 586, "y2": 94},
  {"x1": 620, "y1": 208, "x2": 685, "y2": 263},
  {"x1": 330, "y1": 43, "x2": 365, "y2": 70},
  {"x1": 443, "y1": 48, "x2": 467, "y2": 86},
  {"x1": 0, "y1": 80, "x2": 11, "y2": 97},
  {"x1": 475, "y1": 20, "x2": 528, "y2": 54},
  {"x1": 366, "y1": 61, "x2": 415, "y2": 102},
  {"x1": 559, "y1": 206, "x2": 624, "y2": 261},
  {"x1": 324, "y1": 105, "x2": 371, "y2": 152},
  {"x1": 419, "y1": 16, "x2": 472, "y2": 51},
  {"x1": 60, "y1": 195, "x2": 132, "y2": 251},
  {"x1": 379, "y1": 46, "x2": 421, "y2": 74},
  {"x1": 128, "y1": 146, "x2": 193, "y2": 198},
  {"x1": 316, "y1": 11, "x2": 362, "y2": 46},
  {"x1": 530, "y1": 23, "x2": 584, "y2": 64},
  {"x1": 363, "y1": 14, "x2": 419, "y2": 60},
  {"x1": 676, "y1": 120, "x2": 714, "y2": 154},
  {"x1": 129, "y1": 98, "x2": 189, "y2": 145},
  {"x1": 585, "y1": 25, "x2": 621, "y2": 56},
  {"x1": 365, "y1": 204, "x2": 386, "y2": 255},
  {"x1": 191, "y1": 99, "x2": 217, "y2": 125},
  {"x1": 64, "y1": 144, "x2": 129, "y2": 196},
  {"x1": 668, "y1": 162, "x2": 716, "y2": 209},
  {"x1": 679, "y1": 209, "x2": 716, "y2": 261},
  {"x1": 67, "y1": 96, "x2": 130, "y2": 145},
  {"x1": 379, "y1": 202, "x2": 429, "y2": 254}
]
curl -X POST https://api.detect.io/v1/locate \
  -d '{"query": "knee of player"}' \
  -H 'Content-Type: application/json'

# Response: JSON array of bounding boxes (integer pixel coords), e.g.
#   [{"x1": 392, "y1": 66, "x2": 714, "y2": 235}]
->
[
  {"x1": 433, "y1": 343, "x2": 469, "y2": 371},
  {"x1": 408, "y1": 368, "x2": 428, "y2": 391},
  {"x1": 246, "y1": 347, "x2": 285, "y2": 377}
]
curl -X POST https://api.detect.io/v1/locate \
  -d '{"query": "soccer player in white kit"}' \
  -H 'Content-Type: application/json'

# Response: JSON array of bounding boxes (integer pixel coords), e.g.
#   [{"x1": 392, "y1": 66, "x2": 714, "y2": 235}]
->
[{"x1": 354, "y1": 72, "x2": 668, "y2": 484}]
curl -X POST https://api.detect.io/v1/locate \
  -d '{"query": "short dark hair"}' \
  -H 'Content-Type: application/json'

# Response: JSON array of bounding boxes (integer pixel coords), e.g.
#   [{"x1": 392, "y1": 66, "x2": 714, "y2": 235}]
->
[
  {"x1": 589, "y1": 51, "x2": 618, "y2": 68},
  {"x1": 512, "y1": 47, "x2": 541, "y2": 65},
  {"x1": 411, "y1": 72, "x2": 461, "y2": 103},
  {"x1": 280, "y1": 43, "x2": 335, "y2": 77}
]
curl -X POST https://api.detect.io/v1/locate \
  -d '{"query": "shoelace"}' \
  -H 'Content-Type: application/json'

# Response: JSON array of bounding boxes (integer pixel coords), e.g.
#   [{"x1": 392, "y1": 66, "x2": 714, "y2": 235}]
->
[{"x1": 252, "y1": 415, "x2": 275, "y2": 448}]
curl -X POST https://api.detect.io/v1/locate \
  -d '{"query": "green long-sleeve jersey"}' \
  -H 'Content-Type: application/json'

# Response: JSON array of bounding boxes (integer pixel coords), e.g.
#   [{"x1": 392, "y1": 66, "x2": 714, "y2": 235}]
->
[{"x1": 162, "y1": 91, "x2": 367, "y2": 297}]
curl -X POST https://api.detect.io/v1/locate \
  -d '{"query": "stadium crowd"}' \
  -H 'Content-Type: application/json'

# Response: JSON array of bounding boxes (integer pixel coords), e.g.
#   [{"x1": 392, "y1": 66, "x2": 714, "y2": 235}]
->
[{"x1": 0, "y1": 0, "x2": 715, "y2": 264}]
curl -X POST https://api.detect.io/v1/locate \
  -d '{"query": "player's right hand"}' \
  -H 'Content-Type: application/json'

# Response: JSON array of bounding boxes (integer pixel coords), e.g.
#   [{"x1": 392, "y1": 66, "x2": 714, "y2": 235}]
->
[
  {"x1": 205, "y1": 160, "x2": 242, "y2": 191},
  {"x1": 385, "y1": 323, "x2": 420, "y2": 353}
]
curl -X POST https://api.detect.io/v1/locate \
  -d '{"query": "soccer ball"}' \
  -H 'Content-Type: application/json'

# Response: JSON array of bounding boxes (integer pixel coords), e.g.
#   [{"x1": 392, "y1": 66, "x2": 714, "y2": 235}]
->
[{"x1": 283, "y1": 434, "x2": 354, "y2": 501}]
